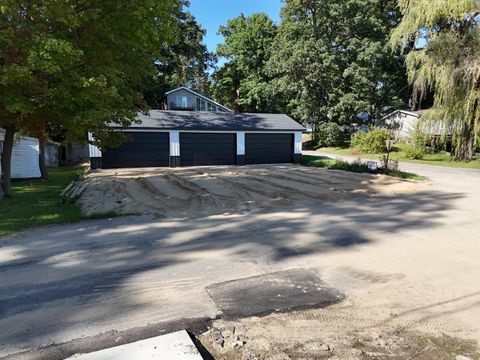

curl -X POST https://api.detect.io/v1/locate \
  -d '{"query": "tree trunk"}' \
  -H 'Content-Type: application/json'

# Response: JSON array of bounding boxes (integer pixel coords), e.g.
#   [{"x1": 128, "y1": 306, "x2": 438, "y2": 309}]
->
[
  {"x1": 38, "y1": 137, "x2": 48, "y2": 180},
  {"x1": 453, "y1": 129, "x2": 475, "y2": 161},
  {"x1": 0, "y1": 125, "x2": 16, "y2": 199}
]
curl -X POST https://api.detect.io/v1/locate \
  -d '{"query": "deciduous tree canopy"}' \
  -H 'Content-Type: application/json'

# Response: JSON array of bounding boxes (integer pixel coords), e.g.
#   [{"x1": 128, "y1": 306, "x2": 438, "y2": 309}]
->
[
  {"x1": 142, "y1": 1, "x2": 215, "y2": 108},
  {"x1": 0, "y1": 0, "x2": 182, "y2": 196},
  {"x1": 212, "y1": 1, "x2": 409, "y2": 129},
  {"x1": 212, "y1": 13, "x2": 278, "y2": 112}
]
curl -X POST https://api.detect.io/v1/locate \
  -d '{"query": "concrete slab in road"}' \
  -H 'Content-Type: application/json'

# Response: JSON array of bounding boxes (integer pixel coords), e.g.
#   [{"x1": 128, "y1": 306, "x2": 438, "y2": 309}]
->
[{"x1": 66, "y1": 331, "x2": 202, "y2": 360}]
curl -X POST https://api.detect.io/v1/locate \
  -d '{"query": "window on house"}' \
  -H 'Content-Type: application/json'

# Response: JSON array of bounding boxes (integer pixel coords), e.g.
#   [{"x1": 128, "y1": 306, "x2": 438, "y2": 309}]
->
[
  {"x1": 207, "y1": 102, "x2": 216, "y2": 112},
  {"x1": 176, "y1": 96, "x2": 188, "y2": 108}
]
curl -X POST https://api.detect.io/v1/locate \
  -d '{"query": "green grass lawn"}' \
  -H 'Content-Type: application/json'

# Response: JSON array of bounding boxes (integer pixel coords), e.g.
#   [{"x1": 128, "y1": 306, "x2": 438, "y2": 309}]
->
[
  {"x1": 301, "y1": 155, "x2": 426, "y2": 181},
  {"x1": 315, "y1": 143, "x2": 480, "y2": 169},
  {"x1": 0, "y1": 166, "x2": 88, "y2": 237}
]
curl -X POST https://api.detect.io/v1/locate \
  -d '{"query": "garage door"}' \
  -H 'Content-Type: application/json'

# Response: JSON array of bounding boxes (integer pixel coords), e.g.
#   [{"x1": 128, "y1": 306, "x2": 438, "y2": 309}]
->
[
  {"x1": 102, "y1": 132, "x2": 169, "y2": 168},
  {"x1": 245, "y1": 133, "x2": 293, "y2": 164},
  {"x1": 180, "y1": 133, "x2": 236, "y2": 166}
]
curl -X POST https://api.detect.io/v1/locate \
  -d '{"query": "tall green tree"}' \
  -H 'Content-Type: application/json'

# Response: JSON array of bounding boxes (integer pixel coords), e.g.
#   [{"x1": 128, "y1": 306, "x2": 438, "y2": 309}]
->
[
  {"x1": 0, "y1": 0, "x2": 178, "y2": 197},
  {"x1": 391, "y1": 0, "x2": 480, "y2": 160},
  {"x1": 142, "y1": 1, "x2": 215, "y2": 108},
  {"x1": 212, "y1": 13, "x2": 278, "y2": 112},
  {"x1": 268, "y1": 0, "x2": 408, "y2": 128}
]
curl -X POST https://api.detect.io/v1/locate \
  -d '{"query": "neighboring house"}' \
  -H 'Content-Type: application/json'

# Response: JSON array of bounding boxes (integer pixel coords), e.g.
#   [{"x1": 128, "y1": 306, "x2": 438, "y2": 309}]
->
[
  {"x1": 377, "y1": 109, "x2": 427, "y2": 140},
  {"x1": 59, "y1": 143, "x2": 89, "y2": 165},
  {"x1": 0, "y1": 130, "x2": 41, "y2": 179},
  {"x1": 304, "y1": 122, "x2": 315, "y2": 133},
  {"x1": 89, "y1": 110, "x2": 305, "y2": 169},
  {"x1": 45, "y1": 142, "x2": 60, "y2": 167},
  {"x1": 163, "y1": 87, "x2": 231, "y2": 112}
]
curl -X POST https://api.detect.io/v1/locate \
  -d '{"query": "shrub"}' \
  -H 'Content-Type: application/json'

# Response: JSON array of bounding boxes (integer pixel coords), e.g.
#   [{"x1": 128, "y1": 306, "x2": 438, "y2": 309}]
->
[
  {"x1": 350, "y1": 131, "x2": 367, "y2": 149},
  {"x1": 316, "y1": 122, "x2": 345, "y2": 147},
  {"x1": 362, "y1": 129, "x2": 391, "y2": 153},
  {"x1": 350, "y1": 128, "x2": 391, "y2": 153},
  {"x1": 404, "y1": 146, "x2": 425, "y2": 160}
]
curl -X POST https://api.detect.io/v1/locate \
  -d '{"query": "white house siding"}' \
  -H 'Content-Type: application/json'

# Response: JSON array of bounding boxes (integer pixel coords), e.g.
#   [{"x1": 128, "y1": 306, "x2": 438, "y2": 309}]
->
[
  {"x1": 236, "y1": 132, "x2": 245, "y2": 155},
  {"x1": 0, "y1": 133, "x2": 41, "y2": 179},
  {"x1": 169, "y1": 131, "x2": 180, "y2": 156},
  {"x1": 377, "y1": 111, "x2": 419, "y2": 140},
  {"x1": 167, "y1": 88, "x2": 197, "y2": 110},
  {"x1": 165, "y1": 88, "x2": 231, "y2": 112},
  {"x1": 294, "y1": 132, "x2": 303, "y2": 154},
  {"x1": 87, "y1": 132, "x2": 102, "y2": 158}
]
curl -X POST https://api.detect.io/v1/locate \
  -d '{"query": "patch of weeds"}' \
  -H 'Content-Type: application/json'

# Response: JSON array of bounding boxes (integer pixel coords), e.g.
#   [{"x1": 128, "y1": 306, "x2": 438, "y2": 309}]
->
[{"x1": 300, "y1": 155, "x2": 425, "y2": 181}]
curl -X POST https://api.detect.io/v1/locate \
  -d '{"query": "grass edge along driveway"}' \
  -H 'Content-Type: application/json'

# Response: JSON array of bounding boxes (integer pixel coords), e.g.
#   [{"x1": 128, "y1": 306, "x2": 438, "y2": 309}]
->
[
  {"x1": 316, "y1": 143, "x2": 480, "y2": 169},
  {"x1": 0, "y1": 166, "x2": 114, "y2": 238},
  {"x1": 300, "y1": 155, "x2": 426, "y2": 181}
]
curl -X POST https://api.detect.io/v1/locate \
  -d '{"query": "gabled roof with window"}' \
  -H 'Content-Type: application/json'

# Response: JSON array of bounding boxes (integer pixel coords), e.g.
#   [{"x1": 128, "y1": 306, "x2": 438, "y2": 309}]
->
[{"x1": 165, "y1": 86, "x2": 232, "y2": 112}]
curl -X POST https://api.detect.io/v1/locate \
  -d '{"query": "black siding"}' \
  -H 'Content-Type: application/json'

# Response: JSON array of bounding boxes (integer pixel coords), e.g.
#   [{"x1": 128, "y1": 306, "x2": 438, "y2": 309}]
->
[
  {"x1": 245, "y1": 133, "x2": 293, "y2": 164},
  {"x1": 180, "y1": 133, "x2": 236, "y2": 166},
  {"x1": 102, "y1": 132, "x2": 169, "y2": 169}
]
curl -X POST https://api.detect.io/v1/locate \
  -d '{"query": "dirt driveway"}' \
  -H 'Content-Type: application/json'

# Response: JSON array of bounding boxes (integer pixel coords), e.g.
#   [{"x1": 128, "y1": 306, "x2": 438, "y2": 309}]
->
[
  {"x1": 78, "y1": 164, "x2": 425, "y2": 218},
  {"x1": 1, "y1": 164, "x2": 480, "y2": 359}
]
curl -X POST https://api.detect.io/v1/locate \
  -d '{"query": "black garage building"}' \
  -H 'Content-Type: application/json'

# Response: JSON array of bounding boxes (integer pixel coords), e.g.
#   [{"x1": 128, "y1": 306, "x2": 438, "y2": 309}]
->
[{"x1": 89, "y1": 110, "x2": 305, "y2": 169}]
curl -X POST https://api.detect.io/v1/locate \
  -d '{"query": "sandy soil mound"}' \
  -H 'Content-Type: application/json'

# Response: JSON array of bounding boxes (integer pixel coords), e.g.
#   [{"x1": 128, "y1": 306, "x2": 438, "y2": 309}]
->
[{"x1": 77, "y1": 165, "x2": 428, "y2": 218}]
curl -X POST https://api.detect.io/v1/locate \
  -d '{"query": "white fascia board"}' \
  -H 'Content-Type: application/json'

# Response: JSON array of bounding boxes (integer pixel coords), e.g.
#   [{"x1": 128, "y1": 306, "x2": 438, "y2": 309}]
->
[
  {"x1": 380, "y1": 110, "x2": 421, "y2": 121},
  {"x1": 111, "y1": 129, "x2": 301, "y2": 134}
]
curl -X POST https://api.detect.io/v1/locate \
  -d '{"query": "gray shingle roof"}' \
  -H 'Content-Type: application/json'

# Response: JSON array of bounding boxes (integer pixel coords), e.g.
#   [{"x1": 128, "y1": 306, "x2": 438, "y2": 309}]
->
[{"x1": 113, "y1": 110, "x2": 305, "y2": 132}]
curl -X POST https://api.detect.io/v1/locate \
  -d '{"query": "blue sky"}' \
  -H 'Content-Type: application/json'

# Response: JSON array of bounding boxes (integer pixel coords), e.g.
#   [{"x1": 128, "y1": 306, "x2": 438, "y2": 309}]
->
[{"x1": 188, "y1": 0, "x2": 282, "y2": 61}]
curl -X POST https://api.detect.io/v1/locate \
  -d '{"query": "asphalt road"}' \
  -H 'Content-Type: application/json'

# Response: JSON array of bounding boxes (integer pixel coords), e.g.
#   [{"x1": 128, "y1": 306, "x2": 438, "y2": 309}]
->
[{"x1": 1, "y1": 161, "x2": 480, "y2": 359}]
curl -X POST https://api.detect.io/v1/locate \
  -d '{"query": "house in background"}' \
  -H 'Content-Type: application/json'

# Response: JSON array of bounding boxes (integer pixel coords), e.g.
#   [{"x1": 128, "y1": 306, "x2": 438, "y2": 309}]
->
[
  {"x1": 0, "y1": 130, "x2": 41, "y2": 179},
  {"x1": 45, "y1": 142, "x2": 60, "y2": 167},
  {"x1": 59, "y1": 143, "x2": 89, "y2": 165},
  {"x1": 376, "y1": 109, "x2": 427, "y2": 140},
  {"x1": 163, "y1": 87, "x2": 231, "y2": 112}
]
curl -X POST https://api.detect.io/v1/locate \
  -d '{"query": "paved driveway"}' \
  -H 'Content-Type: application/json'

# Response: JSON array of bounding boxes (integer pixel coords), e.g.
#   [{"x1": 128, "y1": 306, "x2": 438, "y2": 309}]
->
[{"x1": 1, "y1": 163, "x2": 480, "y2": 358}]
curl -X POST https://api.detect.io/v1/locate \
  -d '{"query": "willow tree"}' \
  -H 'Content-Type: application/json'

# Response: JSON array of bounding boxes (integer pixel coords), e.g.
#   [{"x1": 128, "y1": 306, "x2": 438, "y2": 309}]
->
[{"x1": 391, "y1": 0, "x2": 480, "y2": 160}]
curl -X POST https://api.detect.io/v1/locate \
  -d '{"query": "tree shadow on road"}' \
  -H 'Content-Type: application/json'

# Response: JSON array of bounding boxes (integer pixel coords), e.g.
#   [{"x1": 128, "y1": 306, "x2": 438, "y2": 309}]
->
[{"x1": 0, "y1": 182, "x2": 464, "y2": 356}]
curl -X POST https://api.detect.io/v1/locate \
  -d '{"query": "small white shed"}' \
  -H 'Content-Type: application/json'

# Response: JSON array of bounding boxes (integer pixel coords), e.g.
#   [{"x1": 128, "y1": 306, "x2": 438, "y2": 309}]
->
[
  {"x1": 0, "y1": 130, "x2": 41, "y2": 179},
  {"x1": 377, "y1": 110, "x2": 426, "y2": 140}
]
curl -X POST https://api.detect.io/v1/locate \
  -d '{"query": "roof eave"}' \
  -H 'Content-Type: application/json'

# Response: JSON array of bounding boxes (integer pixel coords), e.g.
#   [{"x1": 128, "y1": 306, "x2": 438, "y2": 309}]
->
[
  {"x1": 109, "y1": 126, "x2": 305, "y2": 132},
  {"x1": 380, "y1": 109, "x2": 422, "y2": 121}
]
